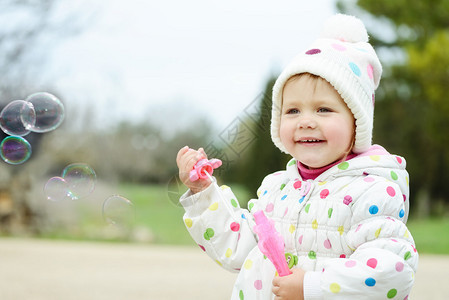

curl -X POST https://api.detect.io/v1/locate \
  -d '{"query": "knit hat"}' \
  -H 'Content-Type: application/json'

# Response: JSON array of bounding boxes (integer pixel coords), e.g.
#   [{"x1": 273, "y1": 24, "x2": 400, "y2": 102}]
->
[{"x1": 271, "y1": 14, "x2": 382, "y2": 154}]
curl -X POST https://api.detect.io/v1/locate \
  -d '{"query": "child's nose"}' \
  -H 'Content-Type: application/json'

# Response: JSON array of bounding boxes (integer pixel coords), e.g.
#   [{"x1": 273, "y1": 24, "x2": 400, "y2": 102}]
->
[{"x1": 297, "y1": 116, "x2": 317, "y2": 129}]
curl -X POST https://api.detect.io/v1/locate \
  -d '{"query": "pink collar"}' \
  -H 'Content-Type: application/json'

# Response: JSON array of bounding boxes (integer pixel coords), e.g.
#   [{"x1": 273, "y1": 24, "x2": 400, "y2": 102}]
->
[{"x1": 297, "y1": 153, "x2": 357, "y2": 180}]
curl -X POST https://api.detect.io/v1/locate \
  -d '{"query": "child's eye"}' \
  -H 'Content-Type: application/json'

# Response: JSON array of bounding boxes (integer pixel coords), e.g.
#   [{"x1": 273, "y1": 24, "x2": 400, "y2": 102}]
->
[
  {"x1": 286, "y1": 108, "x2": 299, "y2": 114},
  {"x1": 318, "y1": 107, "x2": 332, "y2": 113}
]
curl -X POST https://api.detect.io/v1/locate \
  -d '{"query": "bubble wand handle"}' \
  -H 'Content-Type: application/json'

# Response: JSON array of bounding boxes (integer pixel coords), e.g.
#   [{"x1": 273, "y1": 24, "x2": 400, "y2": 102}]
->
[{"x1": 253, "y1": 210, "x2": 291, "y2": 277}]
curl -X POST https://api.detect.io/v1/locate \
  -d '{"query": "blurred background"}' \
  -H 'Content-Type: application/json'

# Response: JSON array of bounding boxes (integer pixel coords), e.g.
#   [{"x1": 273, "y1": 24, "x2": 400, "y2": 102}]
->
[{"x1": 0, "y1": 0, "x2": 448, "y2": 256}]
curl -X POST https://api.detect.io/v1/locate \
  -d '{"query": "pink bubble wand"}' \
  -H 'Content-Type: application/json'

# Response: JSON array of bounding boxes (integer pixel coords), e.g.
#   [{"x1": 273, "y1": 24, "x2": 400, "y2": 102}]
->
[
  {"x1": 189, "y1": 158, "x2": 222, "y2": 182},
  {"x1": 253, "y1": 210, "x2": 291, "y2": 277}
]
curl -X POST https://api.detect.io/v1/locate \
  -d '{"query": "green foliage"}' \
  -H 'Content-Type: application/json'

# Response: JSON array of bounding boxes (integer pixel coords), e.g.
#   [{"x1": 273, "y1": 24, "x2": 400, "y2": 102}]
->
[
  {"x1": 408, "y1": 31, "x2": 449, "y2": 111},
  {"x1": 338, "y1": 0, "x2": 449, "y2": 215},
  {"x1": 356, "y1": 0, "x2": 449, "y2": 37},
  {"x1": 222, "y1": 76, "x2": 291, "y2": 197}
]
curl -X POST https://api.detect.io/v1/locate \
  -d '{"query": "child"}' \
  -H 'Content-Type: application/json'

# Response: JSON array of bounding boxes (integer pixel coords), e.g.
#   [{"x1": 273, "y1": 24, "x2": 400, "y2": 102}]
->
[{"x1": 176, "y1": 14, "x2": 418, "y2": 299}]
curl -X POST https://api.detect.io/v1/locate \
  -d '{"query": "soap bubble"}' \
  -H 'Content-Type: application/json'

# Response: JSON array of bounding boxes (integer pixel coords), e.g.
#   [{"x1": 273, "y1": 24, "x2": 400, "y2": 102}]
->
[
  {"x1": 44, "y1": 177, "x2": 72, "y2": 202},
  {"x1": 24, "y1": 92, "x2": 64, "y2": 133},
  {"x1": 44, "y1": 163, "x2": 96, "y2": 201},
  {"x1": 102, "y1": 195, "x2": 134, "y2": 228},
  {"x1": 0, "y1": 100, "x2": 36, "y2": 136},
  {"x1": 0, "y1": 136, "x2": 32, "y2": 165},
  {"x1": 61, "y1": 163, "x2": 97, "y2": 200}
]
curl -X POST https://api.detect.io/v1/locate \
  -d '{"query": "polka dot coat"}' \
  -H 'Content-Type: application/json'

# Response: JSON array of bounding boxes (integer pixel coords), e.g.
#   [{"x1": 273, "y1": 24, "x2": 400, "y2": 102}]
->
[{"x1": 180, "y1": 147, "x2": 418, "y2": 299}]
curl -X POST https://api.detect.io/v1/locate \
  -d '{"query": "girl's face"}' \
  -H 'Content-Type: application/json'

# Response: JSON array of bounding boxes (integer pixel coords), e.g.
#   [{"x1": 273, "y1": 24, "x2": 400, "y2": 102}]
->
[{"x1": 280, "y1": 74, "x2": 355, "y2": 169}]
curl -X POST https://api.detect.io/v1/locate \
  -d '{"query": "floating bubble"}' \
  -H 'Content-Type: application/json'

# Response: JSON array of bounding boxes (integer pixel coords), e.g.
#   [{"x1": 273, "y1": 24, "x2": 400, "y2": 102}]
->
[
  {"x1": 0, "y1": 100, "x2": 36, "y2": 136},
  {"x1": 61, "y1": 163, "x2": 97, "y2": 200},
  {"x1": 44, "y1": 176, "x2": 72, "y2": 202},
  {"x1": 24, "y1": 92, "x2": 64, "y2": 133},
  {"x1": 102, "y1": 195, "x2": 134, "y2": 228},
  {"x1": 0, "y1": 136, "x2": 32, "y2": 165}
]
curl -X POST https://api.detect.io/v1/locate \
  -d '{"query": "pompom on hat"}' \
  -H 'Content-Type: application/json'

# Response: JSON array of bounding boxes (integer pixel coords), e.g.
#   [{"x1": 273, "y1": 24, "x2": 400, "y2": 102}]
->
[{"x1": 271, "y1": 14, "x2": 382, "y2": 154}]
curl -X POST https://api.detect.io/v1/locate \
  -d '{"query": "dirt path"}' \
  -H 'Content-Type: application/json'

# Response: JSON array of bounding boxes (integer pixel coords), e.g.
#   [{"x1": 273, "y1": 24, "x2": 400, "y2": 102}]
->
[{"x1": 0, "y1": 238, "x2": 445, "y2": 299}]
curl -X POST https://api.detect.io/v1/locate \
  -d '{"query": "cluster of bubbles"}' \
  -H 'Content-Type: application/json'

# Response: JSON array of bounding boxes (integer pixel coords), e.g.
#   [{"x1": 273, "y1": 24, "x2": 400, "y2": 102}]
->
[
  {"x1": 44, "y1": 163, "x2": 134, "y2": 227},
  {"x1": 0, "y1": 92, "x2": 65, "y2": 164},
  {"x1": 1, "y1": 92, "x2": 135, "y2": 228},
  {"x1": 44, "y1": 163, "x2": 97, "y2": 201}
]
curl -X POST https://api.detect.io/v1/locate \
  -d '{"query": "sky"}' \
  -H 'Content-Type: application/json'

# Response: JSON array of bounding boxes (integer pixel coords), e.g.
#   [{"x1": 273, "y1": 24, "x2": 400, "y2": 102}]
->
[{"x1": 41, "y1": 0, "x2": 337, "y2": 133}]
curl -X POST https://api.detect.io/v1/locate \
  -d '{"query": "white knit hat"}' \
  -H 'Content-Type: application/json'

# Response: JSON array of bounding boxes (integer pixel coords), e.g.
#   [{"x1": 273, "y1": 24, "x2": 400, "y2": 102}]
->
[{"x1": 271, "y1": 14, "x2": 382, "y2": 154}]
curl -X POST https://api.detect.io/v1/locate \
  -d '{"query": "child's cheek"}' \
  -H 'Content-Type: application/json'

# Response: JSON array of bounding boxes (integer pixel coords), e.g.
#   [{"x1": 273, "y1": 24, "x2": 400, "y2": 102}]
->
[{"x1": 279, "y1": 118, "x2": 294, "y2": 144}]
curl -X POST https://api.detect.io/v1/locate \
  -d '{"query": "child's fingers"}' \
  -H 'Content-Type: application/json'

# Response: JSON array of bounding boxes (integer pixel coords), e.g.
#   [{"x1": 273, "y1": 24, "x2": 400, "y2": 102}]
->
[
  {"x1": 177, "y1": 147, "x2": 200, "y2": 169},
  {"x1": 180, "y1": 150, "x2": 198, "y2": 169},
  {"x1": 272, "y1": 276, "x2": 281, "y2": 288},
  {"x1": 175, "y1": 146, "x2": 213, "y2": 193},
  {"x1": 186, "y1": 152, "x2": 202, "y2": 171},
  {"x1": 272, "y1": 278, "x2": 281, "y2": 298},
  {"x1": 179, "y1": 149, "x2": 205, "y2": 176},
  {"x1": 272, "y1": 286, "x2": 280, "y2": 298},
  {"x1": 176, "y1": 146, "x2": 190, "y2": 166},
  {"x1": 198, "y1": 147, "x2": 208, "y2": 159},
  {"x1": 176, "y1": 147, "x2": 210, "y2": 183},
  {"x1": 178, "y1": 157, "x2": 196, "y2": 184}
]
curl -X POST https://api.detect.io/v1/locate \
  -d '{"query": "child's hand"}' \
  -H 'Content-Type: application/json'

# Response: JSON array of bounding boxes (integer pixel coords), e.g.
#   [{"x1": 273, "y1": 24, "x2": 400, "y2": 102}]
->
[
  {"x1": 272, "y1": 268, "x2": 305, "y2": 300},
  {"x1": 176, "y1": 146, "x2": 212, "y2": 194}
]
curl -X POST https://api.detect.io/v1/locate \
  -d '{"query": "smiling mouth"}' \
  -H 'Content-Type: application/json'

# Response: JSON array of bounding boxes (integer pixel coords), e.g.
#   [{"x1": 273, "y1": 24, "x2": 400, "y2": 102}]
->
[{"x1": 297, "y1": 139, "x2": 324, "y2": 143}]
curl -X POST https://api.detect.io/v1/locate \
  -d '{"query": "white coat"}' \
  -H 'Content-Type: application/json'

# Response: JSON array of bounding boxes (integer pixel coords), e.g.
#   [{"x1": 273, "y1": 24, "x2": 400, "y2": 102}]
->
[{"x1": 180, "y1": 145, "x2": 418, "y2": 299}]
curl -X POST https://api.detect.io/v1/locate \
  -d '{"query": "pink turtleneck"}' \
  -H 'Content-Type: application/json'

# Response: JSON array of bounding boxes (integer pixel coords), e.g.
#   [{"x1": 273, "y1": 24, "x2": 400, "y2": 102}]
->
[{"x1": 297, "y1": 153, "x2": 358, "y2": 180}]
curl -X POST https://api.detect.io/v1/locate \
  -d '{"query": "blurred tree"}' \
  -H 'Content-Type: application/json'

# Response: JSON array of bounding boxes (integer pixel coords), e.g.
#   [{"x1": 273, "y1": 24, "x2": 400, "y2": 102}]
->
[
  {"x1": 337, "y1": 0, "x2": 449, "y2": 217},
  {"x1": 0, "y1": 0, "x2": 94, "y2": 234},
  {"x1": 222, "y1": 76, "x2": 290, "y2": 200},
  {"x1": 101, "y1": 118, "x2": 214, "y2": 184},
  {"x1": 0, "y1": 0, "x2": 91, "y2": 101}
]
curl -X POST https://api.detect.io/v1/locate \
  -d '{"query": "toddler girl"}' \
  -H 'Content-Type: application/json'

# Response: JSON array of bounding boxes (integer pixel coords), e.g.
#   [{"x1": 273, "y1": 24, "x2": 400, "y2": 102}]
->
[{"x1": 176, "y1": 14, "x2": 418, "y2": 299}]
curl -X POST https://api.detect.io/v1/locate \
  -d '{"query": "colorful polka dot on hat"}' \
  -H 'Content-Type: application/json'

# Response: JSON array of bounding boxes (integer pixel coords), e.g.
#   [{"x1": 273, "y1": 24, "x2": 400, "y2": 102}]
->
[{"x1": 271, "y1": 14, "x2": 382, "y2": 154}]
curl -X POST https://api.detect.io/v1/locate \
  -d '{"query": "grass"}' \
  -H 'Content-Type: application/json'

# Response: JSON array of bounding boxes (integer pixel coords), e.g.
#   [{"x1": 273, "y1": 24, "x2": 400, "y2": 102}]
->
[
  {"x1": 406, "y1": 218, "x2": 449, "y2": 254},
  {"x1": 39, "y1": 183, "x2": 449, "y2": 254},
  {"x1": 119, "y1": 183, "x2": 193, "y2": 245},
  {"x1": 118, "y1": 184, "x2": 449, "y2": 254},
  {"x1": 119, "y1": 182, "x2": 252, "y2": 245}
]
